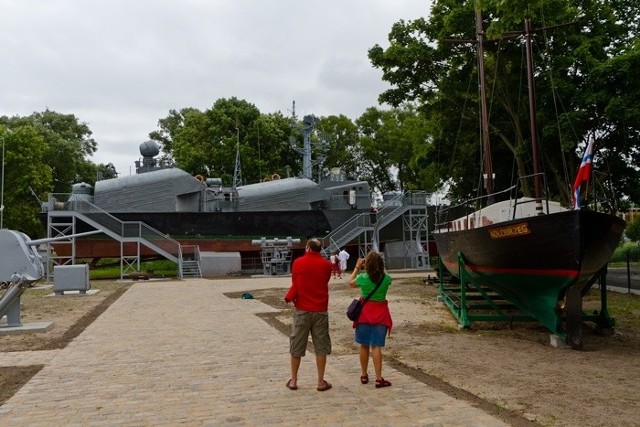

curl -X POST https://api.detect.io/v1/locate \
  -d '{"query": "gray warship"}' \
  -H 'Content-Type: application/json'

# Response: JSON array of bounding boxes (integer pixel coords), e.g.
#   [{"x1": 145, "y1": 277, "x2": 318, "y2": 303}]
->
[{"x1": 50, "y1": 114, "x2": 373, "y2": 253}]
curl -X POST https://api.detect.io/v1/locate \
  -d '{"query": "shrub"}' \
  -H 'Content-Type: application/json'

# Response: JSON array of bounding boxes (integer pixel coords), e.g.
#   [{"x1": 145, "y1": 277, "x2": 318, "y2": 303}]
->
[
  {"x1": 611, "y1": 241, "x2": 640, "y2": 263},
  {"x1": 625, "y1": 216, "x2": 640, "y2": 241}
]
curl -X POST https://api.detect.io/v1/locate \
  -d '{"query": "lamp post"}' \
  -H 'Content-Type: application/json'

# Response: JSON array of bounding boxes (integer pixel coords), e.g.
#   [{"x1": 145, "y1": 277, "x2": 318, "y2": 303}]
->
[{"x1": 1, "y1": 133, "x2": 5, "y2": 229}]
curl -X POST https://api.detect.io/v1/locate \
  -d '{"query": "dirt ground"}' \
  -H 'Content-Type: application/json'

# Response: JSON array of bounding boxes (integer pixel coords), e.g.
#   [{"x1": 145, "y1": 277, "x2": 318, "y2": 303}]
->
[{"x1": 2, "y1": 276, "x2": 639, "y2": 426}]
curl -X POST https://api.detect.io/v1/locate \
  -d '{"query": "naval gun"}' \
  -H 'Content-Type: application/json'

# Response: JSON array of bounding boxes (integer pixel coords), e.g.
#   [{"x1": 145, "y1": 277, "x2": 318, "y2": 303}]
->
[
  {"x1": 251, "y1": 237, "x2": 301, "y2": 275},
  {"x1": 0, "y1": 229, "x2": 100, "y2": 328}
]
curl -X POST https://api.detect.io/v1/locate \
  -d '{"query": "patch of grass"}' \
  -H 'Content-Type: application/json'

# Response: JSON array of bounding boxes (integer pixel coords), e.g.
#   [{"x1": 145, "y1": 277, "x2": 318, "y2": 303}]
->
[
  {"x1": 584, "y1": 289, "x2": 640, "y2": 331},
  {"x1": 608, "y1": 293, "x2": 640, "y2": 329},
  {"x1": 81, "y1": 258, "x2": 178, "y2": 279}
]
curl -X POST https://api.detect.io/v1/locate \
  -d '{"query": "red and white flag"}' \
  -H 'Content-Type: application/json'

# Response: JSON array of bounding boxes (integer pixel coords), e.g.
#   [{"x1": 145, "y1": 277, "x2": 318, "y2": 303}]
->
[{"x1": 572, "y1": 137, "x2": 595, "y2": 209}]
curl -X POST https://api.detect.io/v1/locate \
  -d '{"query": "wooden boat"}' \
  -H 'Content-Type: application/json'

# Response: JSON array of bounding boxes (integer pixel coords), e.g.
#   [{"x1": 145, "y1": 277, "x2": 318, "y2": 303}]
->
[{"x1": 433, "y1": 13, "x2": 625, "y2": 344}]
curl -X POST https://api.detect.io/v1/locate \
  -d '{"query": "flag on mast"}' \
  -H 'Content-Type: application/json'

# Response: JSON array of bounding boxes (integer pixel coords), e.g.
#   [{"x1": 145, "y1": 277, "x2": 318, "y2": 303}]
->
[{"x1": 572, "y1": 136, "x2": 595, "y2": 209}]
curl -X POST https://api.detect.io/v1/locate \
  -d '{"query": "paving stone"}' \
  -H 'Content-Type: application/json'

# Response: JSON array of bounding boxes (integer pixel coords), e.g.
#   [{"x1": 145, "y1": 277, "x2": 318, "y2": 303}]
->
[{"x1": 0, "y1": 276, "x2": 506, "y2": 426}]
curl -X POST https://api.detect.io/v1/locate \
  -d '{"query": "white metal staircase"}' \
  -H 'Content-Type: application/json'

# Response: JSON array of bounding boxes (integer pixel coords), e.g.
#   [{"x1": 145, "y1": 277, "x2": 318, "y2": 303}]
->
[
  {"x1": 322, "y1": 191, "x2": 431, "y2": 266},
  {"x1": 45, "y1": 196, "x2": 201, "y2": 279}
]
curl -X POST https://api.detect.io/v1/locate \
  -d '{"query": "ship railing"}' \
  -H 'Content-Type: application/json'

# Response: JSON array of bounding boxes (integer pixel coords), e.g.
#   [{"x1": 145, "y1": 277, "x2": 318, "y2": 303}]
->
[
  {"x1": 375, "y1": 190, "x2": 429, "y2": 229},
  {"x1": 322, "y1": 213, "x2": 372, "y2": 254},
  {"x1": 179, "y1": 244, "x2": 201, "y2": 278},
  {"x1": 47, "y1": 195, "x2": 182, "y2": 262},
  {"x1": 370, "y1": 191, "x2": 431, "y2": 252},
  {"x1": 510, "y1": 173, "x2": 552, "y2": 219},
  {"x1": 433, "y1": 184, "x2": 534, "y2": 232},
  {"x1": 322, "y1": 190, "x2": 431, "y2": 255},
  {"x1": 42, "y1": 193, "x2": 72, "y2": 210},
  {"x1": 77, "y1": 200, "x2": 181, "y2": 260}
]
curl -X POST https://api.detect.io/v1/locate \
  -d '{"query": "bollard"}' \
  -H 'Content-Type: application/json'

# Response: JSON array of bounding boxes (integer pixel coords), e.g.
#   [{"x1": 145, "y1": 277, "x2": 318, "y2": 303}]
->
[{"x1": 627, "y1": 250, "x2": 632, "y2": 294}]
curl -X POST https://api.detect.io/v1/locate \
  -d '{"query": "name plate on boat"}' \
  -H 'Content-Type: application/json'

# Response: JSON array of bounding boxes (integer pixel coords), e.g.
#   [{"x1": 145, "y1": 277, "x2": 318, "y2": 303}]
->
[{"x1": 488, "y1": 223, "x2": 530, "y2": 239}]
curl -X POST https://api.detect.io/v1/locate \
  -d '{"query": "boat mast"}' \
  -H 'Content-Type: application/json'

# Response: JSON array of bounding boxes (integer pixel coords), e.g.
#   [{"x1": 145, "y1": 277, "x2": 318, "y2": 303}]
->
[
  {"x1": 475, "y1": 9, "x2": 494, "y2": 203},
  {"x1": 524, "y1": 19, "x2": 544, "y2": 214}
]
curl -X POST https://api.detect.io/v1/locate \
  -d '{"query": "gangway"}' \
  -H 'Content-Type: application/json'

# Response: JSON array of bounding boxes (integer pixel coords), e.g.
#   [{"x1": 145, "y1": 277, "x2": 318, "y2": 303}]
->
[{"x1": 44, "y1": 196, "x2": 201, "y2": 279}]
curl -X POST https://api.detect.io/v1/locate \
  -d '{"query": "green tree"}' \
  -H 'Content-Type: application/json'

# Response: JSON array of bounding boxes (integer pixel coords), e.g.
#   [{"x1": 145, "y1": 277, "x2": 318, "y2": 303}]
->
[
  {"x1": 149, "y1": 107, "x2": 200, "y2": 164},
  {"x1": 316, "y1": 115, "x2": 360, "y2": 179},
  {"x1": 369, "y1": 0, "x2": 640, "y2": 206},
  {"x1": 356, "y1": 107, "x2": 430, "y2": 193},
  {"x1": 97, "y1": 163, "x2": 118, "y2": 180},
  {"x1": 1, "y1": 110, "x2": 98, "y2": 192},
  {"x1": 248, "y1": 112, "x2": 299, "y2": 181},
  {"x1": 584, "y1": 40, "x2": 640, "y2": 206},
  {"x1": 0, "y1": 125, "x2": 53, "y2": 236},
  {"x1": 156, "y1": 98, "x2": 298, "y2": 184},
  {"x1": 625, "y1": 215, "x2": 640, "y2": 241}
]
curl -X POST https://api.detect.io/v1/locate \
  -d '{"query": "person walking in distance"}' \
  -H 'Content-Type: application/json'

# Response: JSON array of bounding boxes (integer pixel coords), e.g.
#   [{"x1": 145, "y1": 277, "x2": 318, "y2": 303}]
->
[
  {"x1": 330, "y1": 250, "x2": 341, "y2": 279},
  {"x1": 338, "y1": 247, "x2": 350, "y2": 273},
  {"x1": 348, "y1": 251, "x2": 393, "y2": 388},
  {"x1": 284, "y1": 238, "x2": 333, "y2": 391}
]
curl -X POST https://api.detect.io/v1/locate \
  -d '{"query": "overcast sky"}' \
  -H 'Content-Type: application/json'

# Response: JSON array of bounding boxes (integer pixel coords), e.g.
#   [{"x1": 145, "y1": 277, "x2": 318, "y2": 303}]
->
[{"x1": 1, "y1": 0, "x2": 430, "y2": 176}]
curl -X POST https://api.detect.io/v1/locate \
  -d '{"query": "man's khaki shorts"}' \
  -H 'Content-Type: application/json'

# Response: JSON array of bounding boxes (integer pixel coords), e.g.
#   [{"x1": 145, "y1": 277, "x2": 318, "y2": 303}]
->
[{"x1": 289, "y1": 310, "x2": 331, "y2": 357}]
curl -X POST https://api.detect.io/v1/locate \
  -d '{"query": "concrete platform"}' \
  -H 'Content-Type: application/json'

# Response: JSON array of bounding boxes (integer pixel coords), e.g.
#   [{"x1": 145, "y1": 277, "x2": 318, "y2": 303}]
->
[
  {"x1": 47, "y1": 289, "x2": 101, "y2": 297},
  {"x1": 0, "y1": 321, "x2": 54, "y2": 335}
]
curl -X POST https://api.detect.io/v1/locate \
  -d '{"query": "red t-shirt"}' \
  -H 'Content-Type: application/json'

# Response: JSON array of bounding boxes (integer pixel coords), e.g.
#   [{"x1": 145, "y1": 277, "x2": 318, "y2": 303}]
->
[{"x1": 284, "y1": 251, "x2": 332, "y2": 312}]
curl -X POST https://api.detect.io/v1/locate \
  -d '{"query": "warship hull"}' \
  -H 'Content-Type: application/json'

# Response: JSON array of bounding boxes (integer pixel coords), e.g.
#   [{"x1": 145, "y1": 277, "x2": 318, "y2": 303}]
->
[{"x1": 44, "y1": 207, "x2": 373, "y2": 269}]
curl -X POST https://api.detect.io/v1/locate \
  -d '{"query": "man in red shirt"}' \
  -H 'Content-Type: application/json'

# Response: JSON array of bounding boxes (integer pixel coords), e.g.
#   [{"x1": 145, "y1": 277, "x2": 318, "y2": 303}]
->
[{"x1": 284, "y1": 238, "x2": 333, "y2": 391}]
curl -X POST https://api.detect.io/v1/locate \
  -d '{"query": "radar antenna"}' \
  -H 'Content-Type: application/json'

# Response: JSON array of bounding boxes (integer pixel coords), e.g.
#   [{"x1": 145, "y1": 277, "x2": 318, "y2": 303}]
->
[{"x1": 232, "y1": 127, "x2": 242, "y2": 188}]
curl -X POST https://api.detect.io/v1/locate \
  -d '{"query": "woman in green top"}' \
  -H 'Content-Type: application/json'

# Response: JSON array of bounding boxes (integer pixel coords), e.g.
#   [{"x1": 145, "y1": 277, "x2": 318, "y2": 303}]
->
[{"x1": 348, "y1": 251, "x2": 393, "y2": 388}]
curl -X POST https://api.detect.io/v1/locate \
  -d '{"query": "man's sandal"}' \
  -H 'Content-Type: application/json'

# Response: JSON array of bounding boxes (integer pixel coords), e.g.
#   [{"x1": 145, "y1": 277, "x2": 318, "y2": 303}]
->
[{"x1": 360, "y1": 374, "x2": 369, "y2": 384}]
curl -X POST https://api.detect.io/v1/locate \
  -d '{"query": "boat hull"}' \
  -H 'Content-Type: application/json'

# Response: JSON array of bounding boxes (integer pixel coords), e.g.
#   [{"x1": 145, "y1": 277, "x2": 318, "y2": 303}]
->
[{"x1": 433, "y1": 209, "x2": 625, "y2": 332}]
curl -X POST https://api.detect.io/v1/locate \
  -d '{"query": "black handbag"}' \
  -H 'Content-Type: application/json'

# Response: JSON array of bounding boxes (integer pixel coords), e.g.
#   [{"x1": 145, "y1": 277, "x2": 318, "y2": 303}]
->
[{"x1": 346, "y1": 276, "x2": 384, "y2": 321}]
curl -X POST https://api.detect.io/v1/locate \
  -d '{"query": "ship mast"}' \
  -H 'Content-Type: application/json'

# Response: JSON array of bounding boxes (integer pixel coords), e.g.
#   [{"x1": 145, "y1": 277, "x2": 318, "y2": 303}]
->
[
  {"x1": 301, "y1": 115, "x2": 315, "y2": 179},
  {"x1": 289, "y1": 100, "x2": 318, "y2": 181},
  {"x1": 233, "y1": 127, "x2": 242, "y2": 188},
  {"x1": 475, "y1": 9, "x2": 494, "y2": 204},
  {"x1": 476, "y1": 13, "x2": 545, "y2": 213},
  {"x1": 524, "y1": 19, "x2": 544, "y2": 214}
]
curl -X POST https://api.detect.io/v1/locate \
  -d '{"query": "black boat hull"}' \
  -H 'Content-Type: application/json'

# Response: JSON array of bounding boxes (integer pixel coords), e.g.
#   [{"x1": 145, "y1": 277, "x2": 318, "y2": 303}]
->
[{"x1": 433, "y1": 209, "x2": 625, "y2": 332}]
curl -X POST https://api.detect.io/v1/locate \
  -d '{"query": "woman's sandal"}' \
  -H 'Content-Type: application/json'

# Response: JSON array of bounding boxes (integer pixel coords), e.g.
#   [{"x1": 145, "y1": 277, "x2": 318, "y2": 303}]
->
[
  {"x1": 375, "y1": 378, "x2": 392, "y2": 388},
  {"x1": 317, "y1": 380, "x2": 332, "y2": 392},
  {"x1": 360, "y1": 374, "x2": 369, "y2": 384}
]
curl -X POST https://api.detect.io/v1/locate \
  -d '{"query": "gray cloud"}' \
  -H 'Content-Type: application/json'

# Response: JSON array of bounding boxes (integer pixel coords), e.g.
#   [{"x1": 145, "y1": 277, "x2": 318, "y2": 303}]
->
[{"x1": 0, "y1": 0, "x2": 429, "y2": 175}]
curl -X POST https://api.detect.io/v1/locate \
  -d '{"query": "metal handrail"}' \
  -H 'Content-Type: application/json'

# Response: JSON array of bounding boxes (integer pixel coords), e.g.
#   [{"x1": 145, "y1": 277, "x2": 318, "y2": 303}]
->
[
  {"x1": 322, "y1": 213, "x2": 372, "y2": 254},
  {"x1": 49, "y1": 196, "x2": 182, "y2": 261},
  {"x1": 322, "y1": 190, "x2": 430, "y2": 255},
  {"x1": 433, "y1": 185, "x2": 518, "y2": 231}
]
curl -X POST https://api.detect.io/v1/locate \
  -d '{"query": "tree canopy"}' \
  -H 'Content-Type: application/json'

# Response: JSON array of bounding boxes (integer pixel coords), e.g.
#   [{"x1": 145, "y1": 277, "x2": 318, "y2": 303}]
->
[
  {"x1": 150, "y1": 98, "x2": 300, "y2": 184},
  {"x1": 0, "y1": 111, "x2": 110, "y2": 236},
  {"x1": 368, "y1": 0, "x2": 640, "y2": 207}
]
